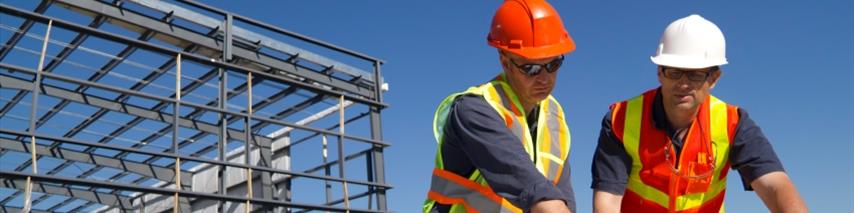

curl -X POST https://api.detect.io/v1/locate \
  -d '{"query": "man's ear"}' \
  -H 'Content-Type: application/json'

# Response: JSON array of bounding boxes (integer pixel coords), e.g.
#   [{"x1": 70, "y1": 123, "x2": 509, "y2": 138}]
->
[
  {"x1": 498, "y1": 52, "x2": 510, "y2": 70},
  {"x1": 709, "y1": 70, "x2": 722, "y2": 89}
]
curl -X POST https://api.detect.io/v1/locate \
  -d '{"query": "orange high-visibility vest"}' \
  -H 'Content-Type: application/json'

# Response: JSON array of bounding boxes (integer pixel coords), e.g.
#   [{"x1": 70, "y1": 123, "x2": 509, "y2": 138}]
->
[
  {"x1": 423, "y1": 74, "x2": 571, "y2": 213},
  {"x1": 610, "y1": 89, "x2": 739, "y2": 213}
]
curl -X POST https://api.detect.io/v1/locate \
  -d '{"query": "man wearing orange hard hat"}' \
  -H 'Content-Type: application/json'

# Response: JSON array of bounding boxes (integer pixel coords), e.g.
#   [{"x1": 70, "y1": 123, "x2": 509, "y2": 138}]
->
[
  {"x1": 423, "y1": 0, "x2": 576, "y2": 212},
  {"x1": 590, "y1": 14, "x2": 808, "y2": 213}
]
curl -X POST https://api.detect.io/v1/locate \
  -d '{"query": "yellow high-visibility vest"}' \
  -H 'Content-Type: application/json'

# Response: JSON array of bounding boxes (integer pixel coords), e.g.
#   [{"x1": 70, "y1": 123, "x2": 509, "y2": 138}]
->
[{"x1": 423, "y1": 74, "x2": 571, "y2": 212}]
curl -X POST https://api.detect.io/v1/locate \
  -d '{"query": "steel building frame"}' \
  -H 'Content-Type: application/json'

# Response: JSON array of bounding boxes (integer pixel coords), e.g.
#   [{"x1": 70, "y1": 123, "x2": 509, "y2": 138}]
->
[{"x1": 0, "y1": 0, "x2": 389, "y2": 212}]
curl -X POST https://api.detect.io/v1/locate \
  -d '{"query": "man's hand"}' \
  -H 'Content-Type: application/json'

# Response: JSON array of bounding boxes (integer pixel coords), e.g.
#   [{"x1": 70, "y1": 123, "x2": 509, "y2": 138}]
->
[
  {"x1": 531, "y1": 199, "x2": 571, "y2": 213},
  {"x1": 752, "y1": 171, "x2": 808, "y2": 213},
  {"x1": 593, "y1": 190, "x2": 622, "y2": 213}
]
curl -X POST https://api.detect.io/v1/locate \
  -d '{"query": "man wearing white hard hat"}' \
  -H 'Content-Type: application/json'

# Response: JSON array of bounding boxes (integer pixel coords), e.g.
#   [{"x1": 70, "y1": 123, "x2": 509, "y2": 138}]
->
[{"x1": 590, "y1": 14, "x2": 808, "y2": 213}]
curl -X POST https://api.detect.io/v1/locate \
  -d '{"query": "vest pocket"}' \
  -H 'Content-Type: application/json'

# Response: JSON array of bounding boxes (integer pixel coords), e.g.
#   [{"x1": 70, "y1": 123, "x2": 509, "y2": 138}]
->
[{"x1": 683, "y1": 162, "x2": 713, "y2": 194}]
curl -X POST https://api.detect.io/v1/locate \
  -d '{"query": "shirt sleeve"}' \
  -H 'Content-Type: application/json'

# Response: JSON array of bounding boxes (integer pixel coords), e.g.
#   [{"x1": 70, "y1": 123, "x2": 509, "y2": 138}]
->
[
  {"x1": 590, "y1": 110, "x2": 632, "y2": 195},
  {"x1": 556, "y1": 156, "x2": 577, "y2": 212},
  {"x1": 444, "y1": 95, "x2": 569, "y2": 209},
  {"x1": 729, "y1": 108, "x2": 785, "y2": 191}
]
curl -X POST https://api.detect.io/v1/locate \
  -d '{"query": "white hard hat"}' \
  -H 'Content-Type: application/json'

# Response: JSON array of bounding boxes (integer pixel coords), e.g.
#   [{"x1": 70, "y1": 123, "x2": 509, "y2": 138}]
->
[{"x1": 651, "y1": 14, "x2": 728, "y2": 69}]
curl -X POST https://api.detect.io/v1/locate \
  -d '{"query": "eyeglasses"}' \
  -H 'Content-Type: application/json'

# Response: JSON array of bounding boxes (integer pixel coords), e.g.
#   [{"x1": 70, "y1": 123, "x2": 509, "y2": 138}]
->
[
  {"x1": 661, "y1": 66, "x2": 718, "y2": 82},
  {"x1": 504, "y1": 53, "x2": 564, "y2": 76},
  {"x1": 664, "y1": 121, "x2": 717, "y2": 181},
  {"x1": 664, "y1": 141, "x2": 715, "y2": 180},
  {"x1": 665, "y1": 140, "x2": 715, "y2": 194}
]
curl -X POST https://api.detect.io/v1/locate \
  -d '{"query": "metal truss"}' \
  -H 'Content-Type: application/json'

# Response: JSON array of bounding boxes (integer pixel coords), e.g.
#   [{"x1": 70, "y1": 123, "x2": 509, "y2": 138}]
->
[{"x1": 0, "y1": 0, "x2": 390, "y2": 212}]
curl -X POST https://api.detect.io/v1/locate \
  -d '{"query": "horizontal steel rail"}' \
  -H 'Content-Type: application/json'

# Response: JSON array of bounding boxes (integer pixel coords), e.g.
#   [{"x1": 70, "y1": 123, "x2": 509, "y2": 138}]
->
[
  {"x1": 0, "y1": 137, "x2": 191, "y2": 186},
  {"x1": 0, "y1": 129, "x2": 392, "y2": 189},
  {"x1": 54, "y1": 0, "x2": 379, "y2": 100},
  {"x1": 0, "y1": 170, "x2": 383, "y2": 213},
  {"x1": 0, "y1": 4, "x2": 388, "y2": 108},
  {"x1": 0, "y1": 179, "x2": 134, "y2": 209},
  {"x1": 174, "y1": 0, "x2": 384, "y2": 64},
  {"x1": 0, "y1": 62, "x2": 389, "y2": 147}
]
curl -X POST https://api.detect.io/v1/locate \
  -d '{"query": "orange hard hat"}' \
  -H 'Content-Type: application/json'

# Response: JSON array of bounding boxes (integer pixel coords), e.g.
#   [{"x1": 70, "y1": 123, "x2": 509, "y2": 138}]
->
[{"x1": 487, "y1": 0, "x2": 576, "y2": 59}]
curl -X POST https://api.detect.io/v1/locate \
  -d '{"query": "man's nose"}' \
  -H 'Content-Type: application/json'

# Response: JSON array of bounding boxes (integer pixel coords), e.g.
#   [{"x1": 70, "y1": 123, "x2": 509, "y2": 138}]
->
[
  {"x1": 676, "y1": 74, "x2": 697, "y2": 85},
  {"x1": 534, "y1": 73, "x2": 551, "y2": 84}
]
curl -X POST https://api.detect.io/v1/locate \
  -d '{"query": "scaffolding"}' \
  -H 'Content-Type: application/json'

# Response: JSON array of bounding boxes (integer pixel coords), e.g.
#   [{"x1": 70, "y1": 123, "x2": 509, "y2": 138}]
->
[{"x1": 0, "y1": 0, "x2": 390, "y2": 212}]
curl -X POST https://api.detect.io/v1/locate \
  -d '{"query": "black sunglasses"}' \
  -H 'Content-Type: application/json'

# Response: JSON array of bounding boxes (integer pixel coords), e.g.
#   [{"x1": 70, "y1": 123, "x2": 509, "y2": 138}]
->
[
  {"x1": 504, "y1": 53, "x2": 564, "y2": 76},
  {"x1": 660, "y1": 66, "x2": 719, "y2": 82}
]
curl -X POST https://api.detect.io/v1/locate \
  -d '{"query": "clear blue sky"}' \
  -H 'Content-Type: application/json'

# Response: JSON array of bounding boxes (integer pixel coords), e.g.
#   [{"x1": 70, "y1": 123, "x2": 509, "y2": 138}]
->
[
  {"x1": 2, "y1": 0, "x2": 851, "y2": 212},
  {"x1": 205, "y1": 0, "x2": 854, "y2": 212}
]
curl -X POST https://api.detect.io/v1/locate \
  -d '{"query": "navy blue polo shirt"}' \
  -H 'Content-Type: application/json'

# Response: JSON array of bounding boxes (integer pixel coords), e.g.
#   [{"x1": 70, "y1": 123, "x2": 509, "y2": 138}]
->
[
  {"x1": 429, "y1": 94, "x2": 576, "y2": 212},
  {"x1": 590, "y1": 89, "x2": 785, "y2": 195}
]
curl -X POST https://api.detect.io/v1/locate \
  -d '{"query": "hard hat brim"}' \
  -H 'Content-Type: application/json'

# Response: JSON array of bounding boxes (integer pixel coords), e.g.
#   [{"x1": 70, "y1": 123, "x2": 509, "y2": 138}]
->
[
  {"x1": 650, "y1": 54, "x2": 728, "y2": 69},
  {"x1": 491, "y1": 41, "x2": 576, "y2": 60}
]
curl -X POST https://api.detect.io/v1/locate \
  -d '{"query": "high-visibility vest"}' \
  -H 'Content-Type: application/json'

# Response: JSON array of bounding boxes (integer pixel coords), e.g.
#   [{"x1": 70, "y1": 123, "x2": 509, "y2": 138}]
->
[
  {"x1": 610, "y1": 89, "x2": 740, "y2": 213},
  {"x1": 423, "y1": 74, "x2": 571, "y2": 213}
]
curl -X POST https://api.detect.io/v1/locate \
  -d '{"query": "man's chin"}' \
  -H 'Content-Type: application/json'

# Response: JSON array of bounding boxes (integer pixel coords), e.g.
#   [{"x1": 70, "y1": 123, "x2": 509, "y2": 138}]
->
[
  {"x1": 531, "y1": 93, "x2": 549, "y2": 103},
  {"x1": 674, "y1": 102, "x2": 699, "y2": 111}
]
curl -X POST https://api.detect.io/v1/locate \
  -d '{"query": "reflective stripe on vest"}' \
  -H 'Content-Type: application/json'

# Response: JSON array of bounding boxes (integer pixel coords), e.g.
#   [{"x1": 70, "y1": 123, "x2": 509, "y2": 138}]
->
[
  {"x1": 424, "y1": 74, "x2": 571, "y2": 212},
  {"x1": 612, "y1": 89, "x2": 739, "y2": 213},
  {"x1": 427, "y1": 169, "x2": 521, "y2": 213}
]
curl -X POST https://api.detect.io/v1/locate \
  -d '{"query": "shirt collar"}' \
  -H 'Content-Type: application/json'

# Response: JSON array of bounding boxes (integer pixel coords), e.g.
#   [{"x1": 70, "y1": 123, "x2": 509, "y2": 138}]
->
[{"x1": 652, "y1": 87, "x2": 675, "y2": 133}]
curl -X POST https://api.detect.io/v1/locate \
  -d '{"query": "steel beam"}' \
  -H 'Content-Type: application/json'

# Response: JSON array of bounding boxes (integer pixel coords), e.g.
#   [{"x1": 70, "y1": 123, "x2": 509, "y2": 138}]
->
[
  {"x1": 1, "y1": 170, "x2": 384, "y2": 213},
  {"x1": 83, "y1": 54, "x2": 215, "y2": 162},
  {"x1": 369, "y1": 60, "x2": 387, "y2": 210},
  {"x1": 54, "y1": 0, "x2": 380, "y2": 101},
  {"x1": 191, "y1": 93, "x2": 329, "y2": 168},
  {"x1": 25, "y1": 16, "x2": 110, "y2": 132},
  {"x1": 0, "y1": 129, "x2": 391, "y2": 189},
  {"x1": 177, "y1": 0, "x2": 384, "y2": 64},
  {"x1": 2, "y1": 3, "x2": 387, "y2": 110},
  {"x1": 1, "y1": 179, "x2": 133, "y2": 209},
  {"x1": 177, "y1": 83, "x2": 297, "y2": 158},
  {"x1": 68, "y1": 201, "x2": 94, "y2": 212},
  {"x1": 57, "y1": 30, "x2": 165, "y2": 139},
  {"x1": 26, "y1": 30, "x2": 163, "y2": 182},
  {"x1": 0, "y1": 2, "x2": 81, "y2": 120},
  {"x1": 44, "y1": 195, "x2": 76, "y2": 212},
  {"x1": 0, "y1": 137, "x2": 190, "y2": 186},
  {"x1": 130, "y1": 0, "x2": 377, "y2": 84},
  {"x1": 0, "y1": 0, "x2": 51, "y2": 60},
  {"x1": 0, "y1": 63, "x2": 386, "y2": 146},
  {"x1": 137, "y1": 69, "x2": 275, "y2": 165},
  {"x1": 275, "y1": 111, "x2": 369, "y2": 152},
  {"x1": 10, "y1": 15, "x2": 108, "y2": 133},
  {"x1": 0, "y1": 206, "x2": 52, "y2": 213},
  {"x1": 294, "y1": 190, "x2": 375, "y2": 213},
  {"x1": 0, "y1": 191, "x2": 20, "y2": 206},
  {"x1": 0, "y1": 73, "x2": 274, "y2": 145}
]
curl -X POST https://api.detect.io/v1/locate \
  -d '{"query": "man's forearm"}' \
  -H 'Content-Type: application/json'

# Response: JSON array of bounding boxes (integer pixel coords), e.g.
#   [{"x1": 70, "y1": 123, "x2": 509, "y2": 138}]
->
[
  {"x1": 752, "y1": 172, "x2": 808, "y2": 213},
  {"x1": 593, "y1": 190, "x2": 622, "y2": 213},
  {"x1": 531, "y1": 199, "x2": 571, "y2": 213}
]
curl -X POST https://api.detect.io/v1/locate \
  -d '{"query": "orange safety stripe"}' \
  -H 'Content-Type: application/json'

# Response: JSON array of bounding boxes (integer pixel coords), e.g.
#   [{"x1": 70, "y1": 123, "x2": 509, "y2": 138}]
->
[
  {"x1": 718, "y1": 106, "x2": 740, "y2": 180},
  {"x1": 610, "y1": 102, "x2": 626, "y2": 142},
  {"x1": 426, "y1": 191, "x2": 477, "y2": 213},
  {"x1": 502, "y1": 111, "x2": 515, "y2": 128},
  {"x1": 433, "y1": 169, "x2": 504, "y2": 203},
  {"x1": 552, "y1": 163, "x2": 564, "y2": 185},
  {"x1": 492, "y1": 79, "x2": 522, "y2": 117}
]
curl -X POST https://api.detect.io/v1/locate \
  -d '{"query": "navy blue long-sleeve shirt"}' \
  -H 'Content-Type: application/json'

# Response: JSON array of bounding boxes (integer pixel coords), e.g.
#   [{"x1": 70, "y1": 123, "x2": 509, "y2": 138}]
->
[
  {"x1": 431, "y1": 94, "x2": 575, "y2": 212},
  {"x1": 591, "y1": 91, "x2": 785, "y2": 195}
]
